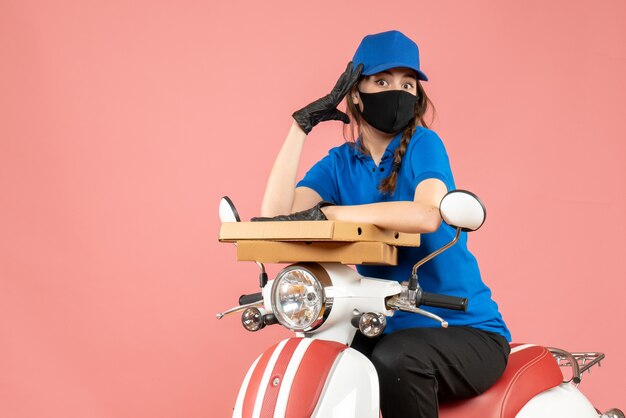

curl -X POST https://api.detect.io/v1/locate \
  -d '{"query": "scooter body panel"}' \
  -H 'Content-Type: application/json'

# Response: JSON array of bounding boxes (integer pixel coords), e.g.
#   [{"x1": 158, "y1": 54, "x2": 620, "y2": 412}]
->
[
  {"x1": 312, "y1": 347, "x2": 379, "y2": 418},
  {"x1": 234, "y1": 338, "x2": 375, "y2": 418},
  {"x1": 516, "y1": 383, "x2": 599, "y2": 417}
]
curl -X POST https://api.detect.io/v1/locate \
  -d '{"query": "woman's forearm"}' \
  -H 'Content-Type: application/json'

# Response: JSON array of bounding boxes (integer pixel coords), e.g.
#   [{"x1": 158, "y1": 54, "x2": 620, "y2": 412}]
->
[
  {"x1": 260, "y1": 121, "x2": 308, "y2": 216},
  {"x1": 322, "y1": 201, "x2": 442, "y2": 234}
]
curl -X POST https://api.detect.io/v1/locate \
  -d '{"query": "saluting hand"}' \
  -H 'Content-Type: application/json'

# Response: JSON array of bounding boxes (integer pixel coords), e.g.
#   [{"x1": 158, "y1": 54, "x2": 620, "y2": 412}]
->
[{"x1": 292, "y1": 62, "x2": 363, "y2": 135}]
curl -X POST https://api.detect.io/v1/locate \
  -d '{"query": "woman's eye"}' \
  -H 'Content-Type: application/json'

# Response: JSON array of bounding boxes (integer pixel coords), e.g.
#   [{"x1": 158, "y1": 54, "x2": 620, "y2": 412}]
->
[
  {"x1": 375, "y1": 79, "x2": 389, "y2": 87},
  {"x1": 402, "y1": 83, "x2": 415, "y2": 89}
]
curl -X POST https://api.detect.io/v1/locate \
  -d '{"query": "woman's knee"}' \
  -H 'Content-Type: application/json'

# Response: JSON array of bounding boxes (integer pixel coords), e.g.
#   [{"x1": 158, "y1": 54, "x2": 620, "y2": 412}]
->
[{"x1": 370, "y1": 332, "x2": 435, "y2": 377}]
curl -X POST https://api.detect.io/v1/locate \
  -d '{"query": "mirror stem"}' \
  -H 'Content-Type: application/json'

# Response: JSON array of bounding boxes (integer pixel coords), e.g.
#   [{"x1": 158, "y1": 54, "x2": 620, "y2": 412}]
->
[
  {"x1": 256, "y1": 261, "x2": 268, "y2": 288},
  {"x1": 408, "y1": 228, "x2": 462, "y2": 294}
]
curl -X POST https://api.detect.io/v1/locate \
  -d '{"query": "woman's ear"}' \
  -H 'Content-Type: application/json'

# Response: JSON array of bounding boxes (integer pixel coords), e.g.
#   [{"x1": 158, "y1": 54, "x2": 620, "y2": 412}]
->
[{"x1": 352, "y1": 91, "x2": 360, "y2": 105}]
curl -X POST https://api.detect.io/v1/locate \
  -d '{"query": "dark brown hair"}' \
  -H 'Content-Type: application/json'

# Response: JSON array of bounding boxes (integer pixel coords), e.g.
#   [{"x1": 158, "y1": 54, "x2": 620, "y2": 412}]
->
[{"x1": 343, "y1": 79, "x2": 436, "y2": 195}]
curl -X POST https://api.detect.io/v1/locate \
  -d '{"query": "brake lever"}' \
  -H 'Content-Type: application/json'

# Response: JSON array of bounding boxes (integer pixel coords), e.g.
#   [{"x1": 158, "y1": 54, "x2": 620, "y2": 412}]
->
[
  {"x1": 216, "y1": 300, "x2": 264, "y2": 319},
  {"x1": 386, "y1": 295, "x2": 448, "y2": 328}
]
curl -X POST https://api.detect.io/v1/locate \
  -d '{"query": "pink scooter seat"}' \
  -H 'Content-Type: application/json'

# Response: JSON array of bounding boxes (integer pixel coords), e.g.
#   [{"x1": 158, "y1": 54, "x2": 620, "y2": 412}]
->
[{"x1": 439, "y1": 343, "x2": 564, "y2": 418}]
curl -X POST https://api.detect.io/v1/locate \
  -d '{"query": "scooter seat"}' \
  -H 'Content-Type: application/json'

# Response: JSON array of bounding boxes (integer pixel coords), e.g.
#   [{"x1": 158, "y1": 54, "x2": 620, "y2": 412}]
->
[{"x1": 438, "y1": 343, "x2": 563, "y2": 418}]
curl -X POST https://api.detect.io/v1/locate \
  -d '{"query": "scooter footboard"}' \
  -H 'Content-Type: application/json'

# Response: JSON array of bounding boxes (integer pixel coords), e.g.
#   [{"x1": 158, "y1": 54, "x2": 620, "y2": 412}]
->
[{"x1": 232, "y1": 338, "x2": 379, "y2": 418}]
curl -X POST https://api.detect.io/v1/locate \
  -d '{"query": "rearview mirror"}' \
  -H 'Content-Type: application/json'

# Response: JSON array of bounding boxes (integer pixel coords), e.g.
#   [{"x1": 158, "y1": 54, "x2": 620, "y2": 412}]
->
[
  {"x1": 439, "y1": 190, "x2": 486, "y2": 232},
  {"x1": 219, "y1": 196, "x2": 241, "y2": 223}
]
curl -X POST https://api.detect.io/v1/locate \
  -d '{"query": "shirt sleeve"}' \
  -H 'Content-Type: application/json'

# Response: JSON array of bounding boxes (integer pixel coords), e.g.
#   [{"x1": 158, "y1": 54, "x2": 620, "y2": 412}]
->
[
  {"x1": 296, "y1": 151, "x2": 340, "y2": 204},
  {"x1": 408, "y1": 129, "x2": 454, "y2": 191}
]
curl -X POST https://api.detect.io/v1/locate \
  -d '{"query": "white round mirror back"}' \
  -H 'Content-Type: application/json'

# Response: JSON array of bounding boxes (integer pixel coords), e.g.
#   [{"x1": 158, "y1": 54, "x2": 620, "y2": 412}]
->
[
  {"x1": 439, "y1": 191, "x2": 486, "y2": 231},
  {"x1": 219, "y1": 197, "x2": 240, "y2": 223}
]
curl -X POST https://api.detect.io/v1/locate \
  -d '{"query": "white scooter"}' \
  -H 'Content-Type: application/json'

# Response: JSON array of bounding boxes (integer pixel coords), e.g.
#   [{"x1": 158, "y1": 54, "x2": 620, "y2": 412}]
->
[{"x1": 217, "y1": 191, "x2": 623, "y2": 418}]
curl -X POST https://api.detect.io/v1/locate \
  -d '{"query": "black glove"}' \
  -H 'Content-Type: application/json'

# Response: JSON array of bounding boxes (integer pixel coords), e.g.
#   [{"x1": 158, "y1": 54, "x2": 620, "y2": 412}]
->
[
  {"x1": 251, "y1": 201, "x2": 334, "y2": 222},
  {"x1": 292, "y1": 62, "x2": 363, "y2": 134}
]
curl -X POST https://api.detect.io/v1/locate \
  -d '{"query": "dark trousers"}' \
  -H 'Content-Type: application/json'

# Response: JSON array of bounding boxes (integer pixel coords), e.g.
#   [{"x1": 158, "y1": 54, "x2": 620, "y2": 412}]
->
[{"x1": 351, "y1": 326, "x2": 510, "y2": 418}]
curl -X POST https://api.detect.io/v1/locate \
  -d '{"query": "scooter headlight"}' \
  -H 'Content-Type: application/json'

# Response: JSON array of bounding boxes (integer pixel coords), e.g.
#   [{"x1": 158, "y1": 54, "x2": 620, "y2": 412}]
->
[{"x1": 270, "y1": 263, "x2": 332, "y2": 332}]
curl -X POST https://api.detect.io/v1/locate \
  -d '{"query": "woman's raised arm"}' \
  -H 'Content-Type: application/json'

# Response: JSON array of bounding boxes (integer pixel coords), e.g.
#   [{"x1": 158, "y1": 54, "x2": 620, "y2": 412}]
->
[
  {"x1": 260, "y1": 121, "x2": 316, "y2": 216},
  {"x1": 260, "y1": 63, "x2": 362, "y2": 216}
]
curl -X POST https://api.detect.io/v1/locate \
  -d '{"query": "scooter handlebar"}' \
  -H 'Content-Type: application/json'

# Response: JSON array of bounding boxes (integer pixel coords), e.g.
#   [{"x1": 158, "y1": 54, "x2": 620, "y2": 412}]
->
[
  {"x1": 418, "y1": 292, "x2": 468, "y2": 312},
  {"x1": 239, "y1": 292, "x2": 263, "y2": 305}
]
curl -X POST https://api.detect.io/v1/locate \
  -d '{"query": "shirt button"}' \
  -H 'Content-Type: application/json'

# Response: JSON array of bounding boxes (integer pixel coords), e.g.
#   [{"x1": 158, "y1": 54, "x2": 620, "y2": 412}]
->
[
  {"x1": 372, "y1": 168, "x2": 376, "y2": 172},
  {"x1": 380, "y1": 167, "x2": 385, "y2": 172}
]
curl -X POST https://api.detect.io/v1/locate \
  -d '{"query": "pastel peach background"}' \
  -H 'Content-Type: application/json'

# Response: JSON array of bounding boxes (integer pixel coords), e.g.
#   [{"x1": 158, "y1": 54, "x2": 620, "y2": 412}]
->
[{"x1": 1, "y1": 0, "x2": 625, "y2": 417}]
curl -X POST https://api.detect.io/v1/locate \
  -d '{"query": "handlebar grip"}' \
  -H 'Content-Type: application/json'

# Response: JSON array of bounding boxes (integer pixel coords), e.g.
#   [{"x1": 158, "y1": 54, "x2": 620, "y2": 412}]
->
[
  {"x1": 419, "y1": 292, "x2": 468, "y2": 312},
  {"x1": 238, "y1": 292, "x2": 263, "y2": 305}
]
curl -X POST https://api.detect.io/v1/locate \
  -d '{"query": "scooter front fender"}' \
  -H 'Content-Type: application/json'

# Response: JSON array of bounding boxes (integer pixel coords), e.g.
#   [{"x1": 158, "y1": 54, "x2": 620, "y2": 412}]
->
[{"x1": 233, "y1": 338, "x2": 378, "y2": 418}]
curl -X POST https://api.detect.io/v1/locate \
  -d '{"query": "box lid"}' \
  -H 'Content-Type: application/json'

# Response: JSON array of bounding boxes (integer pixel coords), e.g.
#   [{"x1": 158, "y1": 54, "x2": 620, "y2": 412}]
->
[{"x1": 219, "y1": 220, "x2": 420, "y2": 247}]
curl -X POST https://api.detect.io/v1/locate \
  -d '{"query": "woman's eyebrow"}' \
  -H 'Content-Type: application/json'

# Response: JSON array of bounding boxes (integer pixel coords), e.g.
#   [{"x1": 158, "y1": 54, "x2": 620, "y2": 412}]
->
[{"x1": 372, "y1": 70, "x2": 416, "y2": 80}]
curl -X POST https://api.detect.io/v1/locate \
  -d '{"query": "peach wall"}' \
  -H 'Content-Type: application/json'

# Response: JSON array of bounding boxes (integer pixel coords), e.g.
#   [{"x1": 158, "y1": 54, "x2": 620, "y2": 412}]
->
[{"x1": 1, "y1": 0, "x2": 625, "y2": 416}]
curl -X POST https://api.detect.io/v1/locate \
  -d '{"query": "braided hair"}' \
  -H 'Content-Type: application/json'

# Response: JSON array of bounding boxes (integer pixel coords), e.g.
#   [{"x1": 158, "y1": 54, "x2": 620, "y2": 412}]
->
[{"x1": 344, "y1": 80, "x2": 435, "y2": 195}]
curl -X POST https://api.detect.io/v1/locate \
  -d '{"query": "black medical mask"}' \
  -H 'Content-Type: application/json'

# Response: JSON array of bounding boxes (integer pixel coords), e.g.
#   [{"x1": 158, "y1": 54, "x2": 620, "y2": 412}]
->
[{"x1": 358, "y1": 90, "x2": 418, "y2": 134}]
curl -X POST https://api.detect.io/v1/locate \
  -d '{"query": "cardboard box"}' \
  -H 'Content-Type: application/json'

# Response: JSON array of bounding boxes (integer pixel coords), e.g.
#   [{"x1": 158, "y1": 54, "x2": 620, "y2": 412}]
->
[
  {"x1": 234, "y1": 240, "x2": 398, "y2": 265},
  {"x1": 219, "y1": 220, "x2": 420, "y2": 247}
]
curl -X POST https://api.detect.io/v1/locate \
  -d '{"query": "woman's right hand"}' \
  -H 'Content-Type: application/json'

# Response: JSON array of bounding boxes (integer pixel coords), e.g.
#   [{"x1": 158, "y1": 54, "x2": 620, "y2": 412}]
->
[{"x1": 292, "y1": 62, "x2": 363, "y2": 135}]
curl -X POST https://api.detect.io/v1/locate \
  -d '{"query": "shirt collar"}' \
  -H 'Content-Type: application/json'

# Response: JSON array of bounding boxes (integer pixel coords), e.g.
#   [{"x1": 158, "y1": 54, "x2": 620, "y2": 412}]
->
[{"x1": 353, "y1": 132, "x2": 403, "y2": 161}]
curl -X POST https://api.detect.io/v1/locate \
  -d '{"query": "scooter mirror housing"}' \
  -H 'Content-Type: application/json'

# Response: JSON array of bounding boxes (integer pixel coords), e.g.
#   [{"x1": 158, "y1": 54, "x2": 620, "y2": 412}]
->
[
  {"x1": 219, "y1": 196, "x2": 241, "y2": 223},
  {"x1": 439, "y1": 190, "x2": 486, "y2": 232}
]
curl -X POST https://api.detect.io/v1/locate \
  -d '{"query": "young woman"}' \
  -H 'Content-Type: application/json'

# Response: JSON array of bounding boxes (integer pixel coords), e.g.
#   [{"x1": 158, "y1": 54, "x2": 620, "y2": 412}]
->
[{"x1": 254, "y1": 30, "x2": 511, "y2": 418}]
